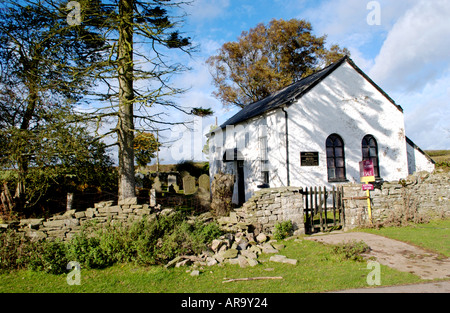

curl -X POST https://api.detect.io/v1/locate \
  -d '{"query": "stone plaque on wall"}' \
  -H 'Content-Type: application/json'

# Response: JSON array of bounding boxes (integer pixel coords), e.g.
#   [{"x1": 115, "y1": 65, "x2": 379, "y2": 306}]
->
[{"x1": 300, "y1": 152, "x2": 319, "y2": 166}]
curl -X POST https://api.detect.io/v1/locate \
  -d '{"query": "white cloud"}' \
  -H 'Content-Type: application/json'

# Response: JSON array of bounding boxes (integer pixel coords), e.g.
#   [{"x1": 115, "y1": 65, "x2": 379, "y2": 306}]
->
[
  {"x1": 398, "y1": 73, "x2": 450, "y2": 149},
  {"x1": 185, "y1": 0, "x2": 230, "y2": 21},
  {"x1": 369, "y1": 0, "x2": 450, "y2": 93}
]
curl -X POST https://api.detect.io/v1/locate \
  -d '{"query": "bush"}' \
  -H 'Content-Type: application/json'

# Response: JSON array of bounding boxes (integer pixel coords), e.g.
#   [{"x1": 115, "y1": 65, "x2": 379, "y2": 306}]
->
[
  {"x1": 28, "y1": 240, "x2": 69, "y2": 274},
  {"x1": 0, "y1": 230, "x2": 31, "y2": 272},
  {"x1": 67, "y1": 212, "x2": 223, "y2": 268},
  {"x1": 273, "y1": 220, "x2": 293, "y2": 240},
  {"x1": 0, "y1": 230, "x2": 68, "y2": 274},
  {"x1": 1, "y1": 212, "x2": 223, "y2": 273},
  {"x1": 332, "y1": 240, "x2": 371, "y2": 262}
]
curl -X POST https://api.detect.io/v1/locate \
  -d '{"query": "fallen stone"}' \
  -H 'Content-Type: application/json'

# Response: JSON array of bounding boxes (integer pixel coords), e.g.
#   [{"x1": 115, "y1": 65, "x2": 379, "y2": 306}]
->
[
  {"x1": 219, "y1": 248, "x2": 238, "y2": 259},
  {"x1": 246, "y1": 257, "x2": 259, "y2": 267},
  {"x1": 269, "y1": 255, "x2": 297, "y2": 265},
  {"x1": 246, "y1": 232, "x2": 255, "y2": 243},
  {"x1": 272, "y1": 243, "x2": 285, "y2": 251},
  {"x1": 237, "y1": 239, "x2": 249, "y2": 251},
  {"x1": 213, "y1": 253, "x2": 224, "y2": 264},
  {"x1": 249, "y1": 245, "x2": 262, "y2": 255},
  {"x1": 261, "y1": 242, "x2": 279, "y2": 254},
  {"x1": 190, "y1": 270, "x2": 200, "y2": 276},
  {"x1": 240, "y1": 250, "x2": 257, "y2": 260},
  {"x1": 237, "y1": 255, "x2": 248, "y2": 268},
  {"x1": 206, "y1": 257, "x2": 218, "y2": 267},
  {"x1": 226, "y1": 258, "x2": 240, "y2": 265},
  {"x1": 211, "y1": 239, "x2": 223, "y2": 252},
  {"x1": 256, "y1": 233, "x2": 267, "y2": 243}
]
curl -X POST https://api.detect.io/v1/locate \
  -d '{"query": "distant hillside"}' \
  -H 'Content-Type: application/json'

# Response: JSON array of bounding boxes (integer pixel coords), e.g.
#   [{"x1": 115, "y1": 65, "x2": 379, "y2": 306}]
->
[{"x1": 425, "y1": 150, "x2": 450, "y2": 172}]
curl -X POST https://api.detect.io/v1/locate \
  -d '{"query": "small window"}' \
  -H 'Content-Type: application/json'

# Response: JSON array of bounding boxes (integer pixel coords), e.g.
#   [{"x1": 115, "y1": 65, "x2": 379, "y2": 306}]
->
[
  {"x1": 326, "y1": 134, "x2": 347, "y2": 182},
  {"x1": 362, "y1": 135, "x2": 380, "y2": 178},
  {"x1": 260, "y1": 136, "x2": 269, "y2": 184}
]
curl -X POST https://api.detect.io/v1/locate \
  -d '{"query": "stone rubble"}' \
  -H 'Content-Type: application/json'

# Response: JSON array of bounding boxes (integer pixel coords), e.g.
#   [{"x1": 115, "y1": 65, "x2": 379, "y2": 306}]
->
[{"x1": 166, "y1": 228, "x2": 298, "y2": 270}]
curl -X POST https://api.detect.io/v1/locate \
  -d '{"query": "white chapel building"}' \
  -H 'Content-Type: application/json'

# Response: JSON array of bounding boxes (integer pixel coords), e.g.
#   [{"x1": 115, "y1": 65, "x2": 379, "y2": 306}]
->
[{"x1": 207, "y1": 56, "x2": 435, "y2": 205}]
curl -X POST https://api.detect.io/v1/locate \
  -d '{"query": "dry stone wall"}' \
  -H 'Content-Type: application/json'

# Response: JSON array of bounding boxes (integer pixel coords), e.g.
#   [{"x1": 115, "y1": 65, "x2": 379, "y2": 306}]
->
[
  {"x1": 0, "y1": 197, "x2": 160, "y2": 241},
  {"x1": 240, "y1": 187, "x2": 305, "y2": 235},
  {"x1": 343, "y1": 171, "x2": 450, "y2": 228}
]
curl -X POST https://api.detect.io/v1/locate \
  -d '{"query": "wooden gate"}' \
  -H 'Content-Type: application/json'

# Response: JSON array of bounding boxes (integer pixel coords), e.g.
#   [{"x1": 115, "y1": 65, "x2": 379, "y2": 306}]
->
[{"x1": 303, "y1": 186, "x2": 344, "y2": 234}]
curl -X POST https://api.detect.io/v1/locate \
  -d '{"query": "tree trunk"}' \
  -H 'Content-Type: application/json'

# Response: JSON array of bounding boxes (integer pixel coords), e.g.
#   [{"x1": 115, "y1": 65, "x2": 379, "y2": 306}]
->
[
  {"x1": 117, "y1": 0, "x2": 136, "y2": 200},
  {"x1": 15, "y1": 68, "x2": 39, "y2": 207}
]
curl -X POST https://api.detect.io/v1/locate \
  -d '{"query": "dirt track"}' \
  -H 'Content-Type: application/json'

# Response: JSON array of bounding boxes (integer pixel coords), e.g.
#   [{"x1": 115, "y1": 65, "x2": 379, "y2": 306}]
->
[{"x1": 305, "y1": 232, "x2": 450, "y2": 280}]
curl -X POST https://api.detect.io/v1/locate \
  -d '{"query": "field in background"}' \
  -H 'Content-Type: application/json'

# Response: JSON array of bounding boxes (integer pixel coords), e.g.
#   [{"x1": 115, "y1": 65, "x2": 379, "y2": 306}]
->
[{"x1": 426, "y1": 150, "x2": 450, "y2": 172}]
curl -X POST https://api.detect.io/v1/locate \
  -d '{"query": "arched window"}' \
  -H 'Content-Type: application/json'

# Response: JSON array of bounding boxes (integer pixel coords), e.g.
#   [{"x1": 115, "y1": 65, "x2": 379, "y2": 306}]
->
[
  {"x1": 326, "y1": 134, "x2": 346, "y2": 181},
  {"x1": 362, "y1": 135, "x2": 380, "y2": 178}
]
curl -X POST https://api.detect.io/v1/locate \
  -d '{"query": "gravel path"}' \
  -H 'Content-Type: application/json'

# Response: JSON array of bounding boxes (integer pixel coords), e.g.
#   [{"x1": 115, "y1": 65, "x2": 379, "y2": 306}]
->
[{"x1": 305, "y1": 232, "x2": 450, "y2": 280}]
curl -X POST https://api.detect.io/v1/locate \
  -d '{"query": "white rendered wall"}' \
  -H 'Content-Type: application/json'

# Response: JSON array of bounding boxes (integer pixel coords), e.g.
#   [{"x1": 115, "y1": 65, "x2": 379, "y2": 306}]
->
[
  {"x1": 286, "y1": 61, "x2": 409, "y2": 189},
  {"x1": 406, "y1": 142, "x2": 435, "y2": 174}
]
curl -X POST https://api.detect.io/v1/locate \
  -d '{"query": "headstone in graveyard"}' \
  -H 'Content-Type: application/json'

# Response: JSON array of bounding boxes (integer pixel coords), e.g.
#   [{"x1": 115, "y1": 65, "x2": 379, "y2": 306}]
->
[
  {"x1": 153, "y1": 176, "x2": 162, "y2": 192},
  {"x1": 198, "y1": 174, "x2": 210, "y2": 192},
  {"x1": 149, "y1": 189, "x2": 156, "y2": 207},
  {"x1": 183, "y1": 174, "x2": 196, "y2": 195},
  {"x1": 167, "y1": 174, "x2": 178, "y2": 192}
]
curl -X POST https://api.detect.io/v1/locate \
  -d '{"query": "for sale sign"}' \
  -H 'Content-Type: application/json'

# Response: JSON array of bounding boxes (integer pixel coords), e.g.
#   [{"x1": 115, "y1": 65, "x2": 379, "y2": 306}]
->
[
  {"x1": 360, "y1": 160, "x2": 375, "y2": 183},
  {"x1": 362, "y1": 184, "x2": 374, "y2": 191}
]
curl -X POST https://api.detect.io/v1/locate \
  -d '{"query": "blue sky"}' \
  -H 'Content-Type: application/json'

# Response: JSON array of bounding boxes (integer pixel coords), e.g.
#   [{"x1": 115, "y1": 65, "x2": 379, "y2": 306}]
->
[{"x1": 155, "y1": 0, "x2": 450, "y2": 164}]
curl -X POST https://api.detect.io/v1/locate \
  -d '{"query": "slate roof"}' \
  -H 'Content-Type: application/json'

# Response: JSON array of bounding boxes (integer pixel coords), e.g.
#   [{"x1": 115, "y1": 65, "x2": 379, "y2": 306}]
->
[{"x1": 217, "y1": 56, "x2": 402, "y2": 129}]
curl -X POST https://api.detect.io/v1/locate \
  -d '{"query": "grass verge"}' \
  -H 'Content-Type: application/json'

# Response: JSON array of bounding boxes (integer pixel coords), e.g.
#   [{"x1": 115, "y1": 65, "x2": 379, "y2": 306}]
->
[{"x1": 0, "y1": 238, "x2": 422, "y2": 293}]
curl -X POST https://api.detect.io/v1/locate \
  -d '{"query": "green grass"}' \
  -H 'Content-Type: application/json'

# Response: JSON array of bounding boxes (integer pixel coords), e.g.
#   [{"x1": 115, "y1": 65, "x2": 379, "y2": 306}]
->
[
  {"x1": 358, "y1": 219, "x2": 450, "y2": 257},
  {"x1": 0, "y1": 238, "x2": 422, "y2": 293}
]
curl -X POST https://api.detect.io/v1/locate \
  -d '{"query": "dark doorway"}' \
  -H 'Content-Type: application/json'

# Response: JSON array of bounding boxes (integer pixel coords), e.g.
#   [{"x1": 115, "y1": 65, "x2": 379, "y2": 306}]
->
[{"x1": 237, "y1": 161, "x2": 245, "y2": 206}]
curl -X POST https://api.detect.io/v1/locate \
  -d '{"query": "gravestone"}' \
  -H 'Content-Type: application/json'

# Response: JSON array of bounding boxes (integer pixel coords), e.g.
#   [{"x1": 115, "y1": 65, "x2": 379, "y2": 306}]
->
[
  {"x1": 149, "y1": 189, "x2": 156, "y2": 207},
  {"x1": 183, "y1": 175, "x2": 196, "y2": 195},
  {"x1": 153, "y1": 176, "x2": 162, "y2": 192},
  {"x1": 167, "y1": 174, "x2": 178, "y2": 192},
  {"x1": 198, "y1": 174, "x2": 210, "y2": 192}
]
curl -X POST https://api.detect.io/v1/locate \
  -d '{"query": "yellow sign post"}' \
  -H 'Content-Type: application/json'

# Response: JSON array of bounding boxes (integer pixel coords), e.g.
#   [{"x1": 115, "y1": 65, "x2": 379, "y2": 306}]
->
[{"x1": 360, "y1": 161, "x2": 375, "y2": 223}]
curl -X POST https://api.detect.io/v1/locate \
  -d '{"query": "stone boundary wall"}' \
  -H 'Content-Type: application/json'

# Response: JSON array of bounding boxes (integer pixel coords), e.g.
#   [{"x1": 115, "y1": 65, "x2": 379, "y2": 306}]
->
[
  {"x1": 343, "y1": 171, "x2": 450, "y2": 228},
  {"x1": 0, "y1": 197, "x2": 160, "y2": 241},
  {"x1": 240, "y1": 187, "x2": 304, "y2": 235}
]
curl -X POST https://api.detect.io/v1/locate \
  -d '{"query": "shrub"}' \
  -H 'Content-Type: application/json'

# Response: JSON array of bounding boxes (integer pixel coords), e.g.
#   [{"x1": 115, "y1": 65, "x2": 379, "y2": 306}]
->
[
  {"x1": 0, "y1": 230, "x2": 68, "y2": 274},
  {"x1": 332, "y1": 240, "x2": 371, "y2": 262},
  {"x1": 1, "y1": 212, "x2": 223, "y2": 272},
  {"x1": 67, "y1": 212, "x2": 223, "y2": 267},
  {"x1": 273, "y1": 220, "x2": 293, "y2": 240},
  {"x1": 28, "y1": 240, "x2": 69, "y2": 274},
  {"x1": 0, "y1": 230, "x2": 31, "y2": 272}
]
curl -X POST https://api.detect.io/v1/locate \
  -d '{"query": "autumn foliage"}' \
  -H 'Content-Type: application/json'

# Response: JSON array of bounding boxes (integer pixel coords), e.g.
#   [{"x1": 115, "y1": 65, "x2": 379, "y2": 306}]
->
[{"x1": 206, "y1": 19, "x2": 350, "y2": 108}]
